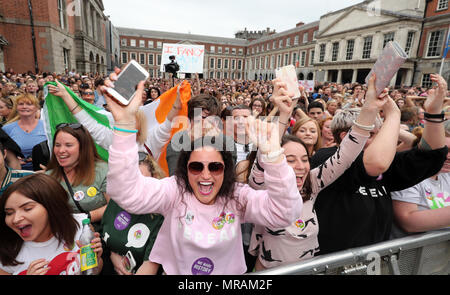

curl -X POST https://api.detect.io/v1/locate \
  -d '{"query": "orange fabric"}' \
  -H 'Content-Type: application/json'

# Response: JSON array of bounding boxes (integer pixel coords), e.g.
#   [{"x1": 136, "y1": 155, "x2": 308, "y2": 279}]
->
[{"x1": 156, "y1": 81, "x2": 191, "y2": 176}]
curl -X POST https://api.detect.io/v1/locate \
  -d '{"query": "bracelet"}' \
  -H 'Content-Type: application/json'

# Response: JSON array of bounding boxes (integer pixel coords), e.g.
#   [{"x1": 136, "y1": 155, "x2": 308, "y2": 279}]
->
[
  {"x1": 278, "y1": 121, "x2": 289, "y2": 126},
  {"x1": 424, "y1": 112, "x2": 445, "y2": 119},
  {"x1": 261, "y1": 148, "x2": 285, "y2": 163},
  {"x1": 70, "y1": 105, "x2": 79, "y2": 113},
  {"x1": 113, "y1": 126, "x2": 138, "y2": 133},
  {"x1": 352, "y1": 120, "x2": 375, "y2": 131},
  {"x1": 114, "y1": 121, "x2": 136, "y2": 126},
  {"x1": 424, "y1": 117, "x2": 447, "y2": 123}
]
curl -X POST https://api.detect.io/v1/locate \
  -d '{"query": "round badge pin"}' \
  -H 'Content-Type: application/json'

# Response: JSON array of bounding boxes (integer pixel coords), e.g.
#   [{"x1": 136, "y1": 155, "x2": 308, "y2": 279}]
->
[
  {"x1": 185, "y1": 211, "x2": 195, "y2": 225},
  {"x1": 87, "y1": 187, "x2": 97, "y2": 197},
  {"x1": 73, "y1": 191, "x2": 84, "y2": 202}
]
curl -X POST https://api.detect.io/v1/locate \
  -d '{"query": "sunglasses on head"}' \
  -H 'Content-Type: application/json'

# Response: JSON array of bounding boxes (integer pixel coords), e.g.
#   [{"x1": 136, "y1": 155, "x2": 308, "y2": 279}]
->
[
  {"x1": 56, "y1": 123, "x2": 82, "y2": 130},
  {"x1": 187, "y1": 161, "x2": 225, "y2": 175}
]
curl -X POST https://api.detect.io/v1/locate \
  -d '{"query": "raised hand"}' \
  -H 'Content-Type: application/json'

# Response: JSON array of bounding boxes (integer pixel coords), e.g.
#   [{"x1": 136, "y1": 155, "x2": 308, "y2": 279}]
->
[
  {"x1": 247, "y1": 116, "x2": 281, "y2": 158},
  {"x1": 424, "y1": 74, "x2": 447, "y2": 114}
]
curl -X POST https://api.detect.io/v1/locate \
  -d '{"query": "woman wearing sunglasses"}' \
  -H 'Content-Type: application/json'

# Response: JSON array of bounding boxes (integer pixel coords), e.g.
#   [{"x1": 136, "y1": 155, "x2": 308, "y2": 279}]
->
[
  {"x1": 102, "y1": 77, "x2": 303, "y2": 274},
  {"x1": 247, "y1": 75, "x2": 389, "y2": 270},
  {"x1": 45, "y1": 123, "x2": 109, "y2": 232}
]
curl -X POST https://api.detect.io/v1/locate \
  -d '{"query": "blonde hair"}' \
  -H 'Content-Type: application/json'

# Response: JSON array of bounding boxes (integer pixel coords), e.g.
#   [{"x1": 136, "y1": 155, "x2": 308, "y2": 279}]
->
[
  {"x1": 135, "y1": 109, "x2": 148, "y2": 145},
  {"x1": 4, "y1": 93, "x2": 40, "y2": 124}
]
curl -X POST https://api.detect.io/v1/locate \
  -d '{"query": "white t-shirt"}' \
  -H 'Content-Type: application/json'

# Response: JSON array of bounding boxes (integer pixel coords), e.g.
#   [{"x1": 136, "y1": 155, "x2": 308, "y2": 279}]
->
[
  {"x1": 0, "y1": 214, "x2": 87, "y2": 275},
  {"x1": 391, "y1": 172, "x2": 450, "y2": 211}
]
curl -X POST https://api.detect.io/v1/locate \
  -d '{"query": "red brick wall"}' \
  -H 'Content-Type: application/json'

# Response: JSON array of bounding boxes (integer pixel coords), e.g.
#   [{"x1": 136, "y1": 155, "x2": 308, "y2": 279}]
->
[{"x1": 426, "y1": 0, "x2": 450, "y2": 17}]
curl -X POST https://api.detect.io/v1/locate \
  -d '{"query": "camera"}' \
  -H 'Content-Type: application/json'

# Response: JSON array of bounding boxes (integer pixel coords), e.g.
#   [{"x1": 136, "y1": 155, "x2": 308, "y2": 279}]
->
[{"x1": 164, "y1": 55, "x2": 180, "y2": 78}]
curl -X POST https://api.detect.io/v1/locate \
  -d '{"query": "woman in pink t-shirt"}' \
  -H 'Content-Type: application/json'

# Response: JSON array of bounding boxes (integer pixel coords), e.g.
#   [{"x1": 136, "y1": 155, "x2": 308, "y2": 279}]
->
[{"x1": 101, "y1": 68, "x2": 303, "y2": 274}]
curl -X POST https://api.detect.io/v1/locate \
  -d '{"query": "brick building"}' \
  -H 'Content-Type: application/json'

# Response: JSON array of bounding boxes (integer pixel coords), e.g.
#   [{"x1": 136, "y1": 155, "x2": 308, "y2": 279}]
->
[{"x1": 0, "y1": 0, "x2": 109, "y2": 74}]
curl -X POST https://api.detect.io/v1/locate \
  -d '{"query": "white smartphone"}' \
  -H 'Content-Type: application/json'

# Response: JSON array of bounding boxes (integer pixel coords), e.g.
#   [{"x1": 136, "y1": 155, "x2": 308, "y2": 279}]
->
[
  {"x1": 107, "y1": 60, "x2": 149, "y2": 105},
  {"x1": 276, "y1": 65, "x2": 301, "y2": 98},
  {"x1": 123, "y1": 251, "x2": 137, "y2": 273}
]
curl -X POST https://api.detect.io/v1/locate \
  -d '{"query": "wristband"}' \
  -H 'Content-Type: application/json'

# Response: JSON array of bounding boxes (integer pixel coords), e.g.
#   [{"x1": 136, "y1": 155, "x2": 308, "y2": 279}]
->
[
  {"x1": 424, "y1": 111, "x2": 444, "y2": 119},
  {"x1": 352, "y1": 120, "x2": 375, "y2": 131},
  {"x1": 424, "y1": 117, "x2": 447, "y2": 123},
  {"x1": 113, "y1": 126, "x2": 138, "y2": 133},
  {"x1": 70, "y1": 105, "x2": 79, "y2": 113},
  {"x1": 261, "y1": 148, "x2": 285, "y2": 163}
]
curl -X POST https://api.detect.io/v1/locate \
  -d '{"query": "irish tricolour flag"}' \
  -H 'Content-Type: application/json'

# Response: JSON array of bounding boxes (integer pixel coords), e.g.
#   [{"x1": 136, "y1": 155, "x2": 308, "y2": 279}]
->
[{"x1": 42, "y1": 81, "x2": 191, "y2": 175}]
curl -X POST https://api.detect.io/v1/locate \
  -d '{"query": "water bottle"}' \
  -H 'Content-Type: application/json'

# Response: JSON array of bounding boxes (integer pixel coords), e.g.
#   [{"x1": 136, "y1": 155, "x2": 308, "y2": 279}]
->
[{"x1": 79, "y1": 218, "x2": 98, "y2": 275}]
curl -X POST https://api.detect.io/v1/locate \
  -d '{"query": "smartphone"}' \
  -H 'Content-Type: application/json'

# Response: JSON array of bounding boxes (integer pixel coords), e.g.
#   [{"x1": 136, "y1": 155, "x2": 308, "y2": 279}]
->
[
  {"x1": 276, "y1": 65, "x2": 301, "y2": 98},
  {"x1": 365, "y1": 41, "x2": 407, "y2": 96},
  {"x1": 123, "y1": 251, "x2": 137, "y2": 273},
  {"x1": 107, "y1": 60, "x2": 149, "y2": 105}
]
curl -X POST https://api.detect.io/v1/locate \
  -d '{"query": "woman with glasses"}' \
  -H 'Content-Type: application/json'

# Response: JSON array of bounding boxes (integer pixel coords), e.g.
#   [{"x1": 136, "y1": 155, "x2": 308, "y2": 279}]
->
[
  {"x1": 2, "y1": 94, "x2": 46, "y2": 170},
  {"x1": 45, "y1": 123, "x2": 109, "y2": 232},
  {"x1": 102, "y1": 77, "x2": 303, "y2": 274},
  {"x1": 249, "y1": 97, "x2": 266, "y2": 118}
]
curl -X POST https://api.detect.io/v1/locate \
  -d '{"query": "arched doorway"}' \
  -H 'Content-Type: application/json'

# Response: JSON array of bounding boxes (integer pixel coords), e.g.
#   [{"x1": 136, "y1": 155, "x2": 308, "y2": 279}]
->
[
  {"x1": 307, "y1": 72, "x2": 314, "y2": 80},
  {"x1": 298, "y1": 73, "x2": 305, "y2": 80}
]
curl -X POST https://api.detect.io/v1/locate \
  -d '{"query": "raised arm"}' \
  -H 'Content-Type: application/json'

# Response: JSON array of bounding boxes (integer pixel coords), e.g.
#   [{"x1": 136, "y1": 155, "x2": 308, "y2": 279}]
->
[
  {"x1": 419, "y1": 74, "x2": 447, "y2": 150},
  {"x1": 363, "y1": 78, "x2": 401, "y2": 177}
]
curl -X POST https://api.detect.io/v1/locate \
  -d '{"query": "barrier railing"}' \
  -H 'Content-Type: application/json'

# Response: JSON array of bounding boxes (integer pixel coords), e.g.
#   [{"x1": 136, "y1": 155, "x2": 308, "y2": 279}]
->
[{"x1": 250, "y1": 229, "x2": 450, "y2": 275}]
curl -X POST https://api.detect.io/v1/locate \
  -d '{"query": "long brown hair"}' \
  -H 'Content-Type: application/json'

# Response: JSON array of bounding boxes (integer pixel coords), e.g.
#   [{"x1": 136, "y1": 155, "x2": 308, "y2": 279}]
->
[
  {"x1": 46, "y1": 124, "x2": 103, "y2": 186},
  {"x1": 0, "y1": 174, "x2": 79, "y2": 266}
]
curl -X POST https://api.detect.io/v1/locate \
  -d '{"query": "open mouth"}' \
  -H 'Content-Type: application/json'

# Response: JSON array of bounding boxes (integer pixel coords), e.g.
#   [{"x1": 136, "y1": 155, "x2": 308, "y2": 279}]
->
[
  {"x1": 198, "y1": 182, "x2": 213, "y2": 196},
  {"x1": 17, "y1": 224, "x2": 32, "y2": 238},
  {"x1": 296, "y1": 175, "x2": 305, "y2": 188}
]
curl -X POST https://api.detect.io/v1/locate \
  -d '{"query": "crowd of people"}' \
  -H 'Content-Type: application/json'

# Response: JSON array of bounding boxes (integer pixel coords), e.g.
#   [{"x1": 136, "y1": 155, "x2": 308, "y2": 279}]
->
[{"x1": 0, "y1": 66, "x2": 448, "y2": 275}]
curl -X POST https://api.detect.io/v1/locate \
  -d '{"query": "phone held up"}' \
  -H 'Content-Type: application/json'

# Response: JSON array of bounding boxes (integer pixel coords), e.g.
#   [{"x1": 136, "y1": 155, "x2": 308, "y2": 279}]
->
[{"x1": 106, "y1": 60, "x2": 149, "y2": 106}]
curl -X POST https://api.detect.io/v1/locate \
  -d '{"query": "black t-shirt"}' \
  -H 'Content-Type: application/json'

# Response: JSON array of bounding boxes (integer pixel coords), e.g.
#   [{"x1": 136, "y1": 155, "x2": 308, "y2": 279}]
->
[{"x1": 310, "y1": 145, "x2": 448, "y2": 255}]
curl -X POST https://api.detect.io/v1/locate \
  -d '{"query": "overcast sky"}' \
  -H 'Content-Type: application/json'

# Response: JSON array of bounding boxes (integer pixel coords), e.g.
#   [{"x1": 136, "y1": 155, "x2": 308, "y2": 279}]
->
[{"x1": 103, "y1": 0, "x2": 363, "y2": 38}]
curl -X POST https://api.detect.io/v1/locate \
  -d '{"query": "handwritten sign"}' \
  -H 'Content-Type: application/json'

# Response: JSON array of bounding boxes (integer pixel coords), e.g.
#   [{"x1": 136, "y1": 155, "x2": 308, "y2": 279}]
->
[
  {"x1": 298, "y1": 80, "x2": 315, "y2": 92},
  {"x1": 160, "y1": 43, "x2": 205, "y2": 74}
]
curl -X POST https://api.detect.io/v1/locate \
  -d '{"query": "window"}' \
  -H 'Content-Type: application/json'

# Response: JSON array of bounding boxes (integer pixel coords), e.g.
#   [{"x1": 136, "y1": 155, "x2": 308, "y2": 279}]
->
[
  {"x1": 121, "y1": 39, "x2": 127, "y2": 46},
  {"x1": 130, "y1": 39, "x2": 136, "y2": 47},
  {"x1": 224, "y1": 72, "x2": 228, "y2": 79},
  {"x1": 271, "y1": 55, "x2": 275, "y2": 69},
  {"x1": 284, "y1": 53, "x2": 289, "y2": 66},
  {"x1": 292, "y1": 52, "x2": 297, "y2": 66},
  {"x1": 140, "y1": 53, "x2": 146, "y2": 64},
  {"x1": 319, "y1": 44, "x2": 326, "y2": 62},
  {"x1": 157, "y1": 54, "x2": 161, "y2": 65},
  {"x1": 218, "y1": 47, "x2": 222, "y2": 54},
  {"x1": 148, "y1": 54, "x2": 154, "y2": 65},
  {"x1": 63, "y1": 48, "x2": 70, "y2": 70},
  {"x1": 332, "y1": 42, "x2": 339, "y2": 61},
  {"x1": 300, "y1": 51, "x2": 306, "y2": 67},
  {"x1": 273, "y1": 41, "x2": 276, "y2": 49},
  {"x1": 405, "y1": 32, "x2": 415, "y2": 56},
  {"x1": 362, "y1": 36, "x2": 373, "y2": 59},
  {"x1": 303, "y1": 33, "x2": 309, "y2": 44},
  {"x1": 266, "y1": 43, "x2": 270, "y2": 51},
  {"x1": 422, "y1": 73, "x2": 432, "y2": 88},
  {"x1": 210, "y1": 58, "x2": 215, "y2": 69},
  {"x1": 277, "y1": 55, "x2": 281, "y2": 68},
  {"x1": 57, "y1": 0, "x2": 66, "y2": 30},
  {"x1": 265, "y1": 56, "x2": 269, "y2": 69},
  {"x1": 383, "y1": 32, "x2": 395, "y2": 48},
  {"x1": 130, "y1": 52, "x2": 137, "y2": 61},
  {"x1": 217, "y1": 58, "x2": 222, "y2": 69},
  {"x1": 252, "y1": 47, "x2": 255, "y2": 54},
  {"x1": 148, "y1": 41, "x2": 154, "y2": 48},
  {"x1": 313, "y1": 31, "x2": 318, "y2": 40},
  {"x1": 286, "y1": 38, "x2": 291, "y2": 47},
  {"x1": 238, "y1": 60, "x2": 242, "y2": 70},
  {"x1": 209, "y1": 72, "x2": 214, "y2": 79},
  {"x1": 224, "y1": 59, "x2": 229, "y2": 69},
  {"x1": 231, "y1": 59, "x2": 236, "y2": 70},
  {"x1": 437, "y1": 0, "x2": 448, "y2": 10},
  {"x1": 279, "y1": 39, "x2": 283, "y2": 48},
  {"x1": 225, "y1": 47, "x2": 229, "y2": 54},
  {"x1": 139, "y1": 40, "x2": 145, "y2": 48},
  {"x1": 217, "y1": 72, "x2": 221, "y2": 79},
  {"x1": 232, "y1": 48, "x2": 236, "y2": 55},
  {"x1": 256, "y1": 46, "x2": 259, "y2": 54},
  {"x1": 157, "y1": 42, "x2": 162, "y2": 49},
  {"x1": 294, "y1": 36, "x2": 299, "y2": 45},
  {"x1": 210, "y1": 46, "x2": 215, "y2": 53},
  {"x1": 310, "y1": 50, "x2": 315, "y2": 65},
  {"x1": 426, "y1": 30, "x2": 444, "y2": 57},
  {"x1": 239, "y1": 48, "x2": 243, "y2": 55},
  {"x1": 122, "y1": 52, "x2": 128, "y2": 64},
  {"x1": 346, "y1": 39, "x2": 354, "y2": 60}
]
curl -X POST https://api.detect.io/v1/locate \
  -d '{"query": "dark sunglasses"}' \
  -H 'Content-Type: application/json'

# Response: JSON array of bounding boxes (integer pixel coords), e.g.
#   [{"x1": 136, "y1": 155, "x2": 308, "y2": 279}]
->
[
  {"x1": 82, "y1": 91, "x2": 94, "y2": 95},
  {"x1": 187, "y1": 161, "x2": 225, "y2": 175},
  {"x1": 56, "y1": 123, "x2": 82, "y2": 130}
]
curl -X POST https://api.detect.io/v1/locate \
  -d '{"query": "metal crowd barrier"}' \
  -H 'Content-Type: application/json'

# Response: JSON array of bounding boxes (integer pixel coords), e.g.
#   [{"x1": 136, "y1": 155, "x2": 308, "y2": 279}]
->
[{"x1": 251, "y1": 229, "x2": 450, "y2": 275}]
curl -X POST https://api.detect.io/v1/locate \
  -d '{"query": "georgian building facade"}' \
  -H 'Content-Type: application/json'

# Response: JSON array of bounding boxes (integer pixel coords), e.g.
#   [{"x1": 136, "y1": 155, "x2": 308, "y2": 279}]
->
[
  {"x1": 0, "y1": 0, "x2": 109, "y2": 74},
  {"x1": 118, "y1": 27, "x2": 248, "y2": 79}
]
